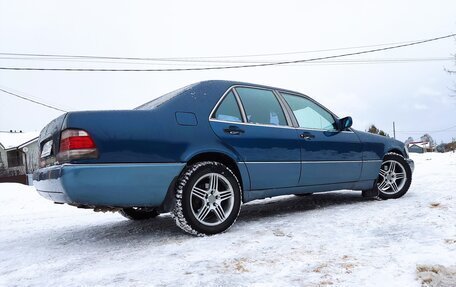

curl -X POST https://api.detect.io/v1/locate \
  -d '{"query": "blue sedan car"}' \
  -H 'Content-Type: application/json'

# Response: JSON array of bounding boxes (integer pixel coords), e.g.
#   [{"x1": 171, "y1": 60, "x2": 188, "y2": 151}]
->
[{"x1": 33, "y1": 80, "x2": 414, "y2": 235}]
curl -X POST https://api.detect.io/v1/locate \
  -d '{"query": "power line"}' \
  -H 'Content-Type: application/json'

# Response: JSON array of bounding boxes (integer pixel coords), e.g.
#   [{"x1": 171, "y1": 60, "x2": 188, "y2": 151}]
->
[
  {"x1": 1, "y1": 85, "x2": 454, "y2": 135},
  {"x1": 0, "y1": 33, "x2": 454, "y2": 72},
  {"x1": 0, "y1": 56, "x2": 452, "y2": 65},
  {"x1": 159, "y1": 38, "x2": 451, "y2": 59},
  {"x1": 0, "y1": 38, "x2": 435, "y2": 61},
  {"x1": 0, "y1": 87, "x2": 67, "y2": 112},
  {"x1": 395, "y1": 125, "x2": 456, "y2": 134}
]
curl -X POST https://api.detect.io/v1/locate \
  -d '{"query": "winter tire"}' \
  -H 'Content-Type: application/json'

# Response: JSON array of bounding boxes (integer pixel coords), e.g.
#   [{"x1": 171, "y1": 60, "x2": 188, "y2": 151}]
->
[
  {"x1": 119, "y1": 207, "x2": 160, "y2": 220},
  {"x1": 172, "y1": 161, "x2": 242, "y2": 236},
  {"x1": 375, "y1": 153, "x2": 412, "y2": 200}
]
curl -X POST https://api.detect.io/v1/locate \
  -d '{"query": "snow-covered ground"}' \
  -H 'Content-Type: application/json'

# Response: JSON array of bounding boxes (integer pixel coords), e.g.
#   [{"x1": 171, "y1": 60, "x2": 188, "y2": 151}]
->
[{"x1": 1, "y1": 153, "x2": 455, "y2": 287}]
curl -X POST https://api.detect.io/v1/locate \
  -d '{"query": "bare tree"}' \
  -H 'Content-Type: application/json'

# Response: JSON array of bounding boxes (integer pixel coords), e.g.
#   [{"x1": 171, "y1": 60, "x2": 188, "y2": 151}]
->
[
  {"x1": 404, "y1": 136, "x2": 414, "y2": 145},
  {"x1": 420, "y1": 133, "x2": 435, "y2": 146}
]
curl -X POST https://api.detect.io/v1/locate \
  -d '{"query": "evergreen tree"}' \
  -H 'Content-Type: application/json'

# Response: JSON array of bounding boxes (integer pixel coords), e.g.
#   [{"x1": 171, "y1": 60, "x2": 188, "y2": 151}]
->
[{"x1": 367, "y1": 124, "x2": 389, "y2": 137}]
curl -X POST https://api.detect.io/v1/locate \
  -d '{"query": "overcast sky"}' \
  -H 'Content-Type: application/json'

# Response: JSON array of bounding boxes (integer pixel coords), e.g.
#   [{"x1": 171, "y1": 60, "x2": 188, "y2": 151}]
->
[{"x1": 0, "y1": 0, "x2": 455, "y2": 143}]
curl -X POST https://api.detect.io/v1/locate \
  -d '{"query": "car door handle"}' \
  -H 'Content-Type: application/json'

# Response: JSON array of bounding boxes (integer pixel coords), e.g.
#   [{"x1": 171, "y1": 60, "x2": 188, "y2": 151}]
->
[
  {"x1": 300, "y1": 132, "x2": 315, "y2": 140},
  {"x1": 224, "y1": 126, "x2": 245, "y2": 135}
]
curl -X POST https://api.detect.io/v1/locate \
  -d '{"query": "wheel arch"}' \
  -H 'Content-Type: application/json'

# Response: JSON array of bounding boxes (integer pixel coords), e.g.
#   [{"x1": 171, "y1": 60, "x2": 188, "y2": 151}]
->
[
  {"x1": 185, "y1": 151, "x2": 250, "y2": 198},
  {"x1": 376, "y1": 150, "x2": 412, "y2": 200},
  {"x1": 160, "y1": 150, "x2": 250, "y2": 212},
  {"x1": 385, "y1": 148, "x2": 404, "y2": 158}
]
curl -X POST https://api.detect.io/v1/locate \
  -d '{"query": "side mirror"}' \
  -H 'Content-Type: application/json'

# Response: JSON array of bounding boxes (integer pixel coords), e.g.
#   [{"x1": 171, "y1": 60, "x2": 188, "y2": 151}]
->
[{"x1": 338, "y1": 116, "x2": 353, "y2": 130}]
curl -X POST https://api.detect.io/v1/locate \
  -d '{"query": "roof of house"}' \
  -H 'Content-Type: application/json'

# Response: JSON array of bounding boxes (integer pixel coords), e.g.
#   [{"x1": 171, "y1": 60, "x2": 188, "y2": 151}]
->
[
  {"x1": 408, "y1": 141, "x2": 431, "y2": 149},
  {"x1": 0, "y1": 131, "x2": 39, "y2": 150}
]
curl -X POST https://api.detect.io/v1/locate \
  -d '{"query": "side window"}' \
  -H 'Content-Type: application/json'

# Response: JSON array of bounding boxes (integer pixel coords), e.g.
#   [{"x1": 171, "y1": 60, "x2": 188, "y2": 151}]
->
[
  {"x1": 236, "y1": 87, "x2": 287, "y2": 126},
  {"x1": 213, "y1": 91, "x2": 243, "y2": 122},
  {"x1": 7, "y1": 150, "x2": 23, "y2": 167},
  {"x1": 281, "y1": 93, "x2": 337, "y2": 131}
]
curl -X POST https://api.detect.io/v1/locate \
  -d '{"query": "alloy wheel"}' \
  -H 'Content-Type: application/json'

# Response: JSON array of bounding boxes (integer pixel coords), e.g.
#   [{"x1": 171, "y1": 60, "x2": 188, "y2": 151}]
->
[
  {"x1": 190, "y1": 173, "x2": 235, "y2": 226},
  {"x1": 377, "y1": 160, "x2": 407, "y2": 195}
]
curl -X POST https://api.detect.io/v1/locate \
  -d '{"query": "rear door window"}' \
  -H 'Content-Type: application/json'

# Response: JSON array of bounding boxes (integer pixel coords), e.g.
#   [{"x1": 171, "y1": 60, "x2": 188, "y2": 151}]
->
[{"x1": 235, "y1": 87, "x2": 287, "y2": 126}]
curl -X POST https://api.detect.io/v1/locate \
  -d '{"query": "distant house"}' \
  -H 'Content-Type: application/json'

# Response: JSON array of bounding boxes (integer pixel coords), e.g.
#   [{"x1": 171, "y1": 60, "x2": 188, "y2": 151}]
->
[
  {"x1": 407, "y1": 141, "x2": 433, "y2": 154},
  {"x1": 0, "y1": 131, "x2": 39, "y2": 184}
]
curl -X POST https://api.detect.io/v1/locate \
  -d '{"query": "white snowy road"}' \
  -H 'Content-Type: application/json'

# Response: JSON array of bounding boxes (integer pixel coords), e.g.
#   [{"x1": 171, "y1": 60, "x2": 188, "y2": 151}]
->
[{"x1": 1, "y1": 153, "x2": 455, "y2": 286}]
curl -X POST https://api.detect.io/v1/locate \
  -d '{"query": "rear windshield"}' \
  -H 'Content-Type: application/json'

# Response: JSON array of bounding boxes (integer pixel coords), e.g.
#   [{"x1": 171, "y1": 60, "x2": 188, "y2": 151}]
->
[{"x1": 135, "y1": 83, "x2": 196, "y2": 110}]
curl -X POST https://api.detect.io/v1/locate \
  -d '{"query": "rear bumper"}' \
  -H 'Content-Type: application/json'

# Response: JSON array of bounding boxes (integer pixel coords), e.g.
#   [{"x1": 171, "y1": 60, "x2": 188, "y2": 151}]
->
[
  {"x1": 33, "y1": 163, "x2": 185, "y2": 207},
  {"x1": 406, "y1": 158, "x2": 415, "y2": 173}
]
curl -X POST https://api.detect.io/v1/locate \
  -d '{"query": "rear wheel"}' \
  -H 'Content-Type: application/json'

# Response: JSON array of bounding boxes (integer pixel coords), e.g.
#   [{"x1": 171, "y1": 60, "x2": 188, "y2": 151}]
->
[
  {"x1": 375, "y1": 153, "x2": 412, "y2": 199},
  {"x1": 172, "y1": 161, "x2": 242, "y2": 236},
  {"x1": 119, "y1": 208, "x2": 159, "y2": 220}
]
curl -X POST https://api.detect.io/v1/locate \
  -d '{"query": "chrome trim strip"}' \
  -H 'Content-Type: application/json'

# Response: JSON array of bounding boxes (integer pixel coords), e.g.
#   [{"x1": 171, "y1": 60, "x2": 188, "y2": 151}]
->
[
  {"x1": 231, "y1": 88, "x2": 248, "y2": 123},
  {"x1": 209, "y1": 119, "x2": 353, "y2": 134},
  {"x1": 209, "y1": 84, "x2": 295, "y2": 128},
  {"x1": 242, "y1": 161, "x2": 301, "y2": 164},
  {"x1": 59, "y1": 162, "x2": 185, "y2": 167},
  {"x1": 294, "y1": 127, "x2": 354, "y2": 133},
  {"x1": 277, "y1": 90, "x2": 339, "y2": 121},
  {"x1": 66, "y1": 161, "x2": 381, "y2": 166},
  {"x1": 277, "y1": 90, "x2": 355, "y2": 133},
  {"x1": 208, "y1": 85, "x2": 354, "y2": 133},
  {"x1": 209, "y1": 85, "x2": 236, "y2": 121},
  {"x1": 240, "y1": 160, "x2": 381, "y2": 164},
  {"x1": 210, "y1": 119, "x2": 355, "y2": 133},
  {"x1": 210, "y1": 119, "x2": 295, "y2": 129},
  {"x1": 270, "y1": 89, "x2": 292, "y2": 126},
  {"x1": 301, "y1": 160, "x2": 376, "y2": 164}
]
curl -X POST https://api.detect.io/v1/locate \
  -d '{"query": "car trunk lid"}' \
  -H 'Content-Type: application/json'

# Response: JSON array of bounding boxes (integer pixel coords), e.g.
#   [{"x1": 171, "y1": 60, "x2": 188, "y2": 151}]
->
[{"x1": 38, "y1": 113, "x2": 67, "y2": 167}]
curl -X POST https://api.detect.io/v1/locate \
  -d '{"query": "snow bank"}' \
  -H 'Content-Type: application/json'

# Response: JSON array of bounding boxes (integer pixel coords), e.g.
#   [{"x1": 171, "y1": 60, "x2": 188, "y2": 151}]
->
[{"x1": 0, "y1": 153, "x2": 455, "y2": 286}]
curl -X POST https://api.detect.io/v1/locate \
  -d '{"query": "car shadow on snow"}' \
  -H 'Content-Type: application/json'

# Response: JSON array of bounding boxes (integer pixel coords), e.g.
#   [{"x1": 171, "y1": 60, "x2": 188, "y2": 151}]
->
[
  {"x1": 45, "y1": 191, "x2": 373, "y2": 246},
  {"x1": 238, "y1": 191, "x2": 372, "y2": 222}
]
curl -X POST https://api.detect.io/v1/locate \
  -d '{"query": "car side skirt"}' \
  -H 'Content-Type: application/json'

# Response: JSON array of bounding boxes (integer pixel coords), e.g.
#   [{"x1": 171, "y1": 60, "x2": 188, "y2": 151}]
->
[{"x1": 244, "y1": 180, "x2": 375, "y2": 202}]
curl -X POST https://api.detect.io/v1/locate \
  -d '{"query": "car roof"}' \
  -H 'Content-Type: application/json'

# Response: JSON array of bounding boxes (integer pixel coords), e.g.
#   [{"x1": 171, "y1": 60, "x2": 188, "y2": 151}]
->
[
  {"x1": 197, "y1": 80, "x2": 304, "y2": 96},
  {"x1": 136, "y1": 80, "x2": 307, "y2": 111},
  {"x1": 136, "y1": 80, "x2": 310, "y2": 118}
]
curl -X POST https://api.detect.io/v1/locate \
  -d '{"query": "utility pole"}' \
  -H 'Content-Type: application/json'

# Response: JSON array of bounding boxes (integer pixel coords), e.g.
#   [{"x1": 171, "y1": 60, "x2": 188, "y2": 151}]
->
[{"x1": 393, "y1": 121, "x2": 396, "y2": 139}]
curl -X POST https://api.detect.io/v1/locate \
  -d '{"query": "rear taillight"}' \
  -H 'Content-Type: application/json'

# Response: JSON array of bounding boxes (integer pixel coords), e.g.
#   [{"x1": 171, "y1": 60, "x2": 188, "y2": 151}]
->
[{"x1": 57, "y1": 129, "x2": 98, "y2": 162}]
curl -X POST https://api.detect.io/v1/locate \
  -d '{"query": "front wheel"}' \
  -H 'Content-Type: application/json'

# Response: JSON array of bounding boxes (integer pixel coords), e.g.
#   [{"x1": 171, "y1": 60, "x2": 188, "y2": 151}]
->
[
  {"x1": 172, "y1": 161, "x2": 242, "y2": 236},
  {"x1": 375, "y1": 153, "x2": 412, "y2": 199}
]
